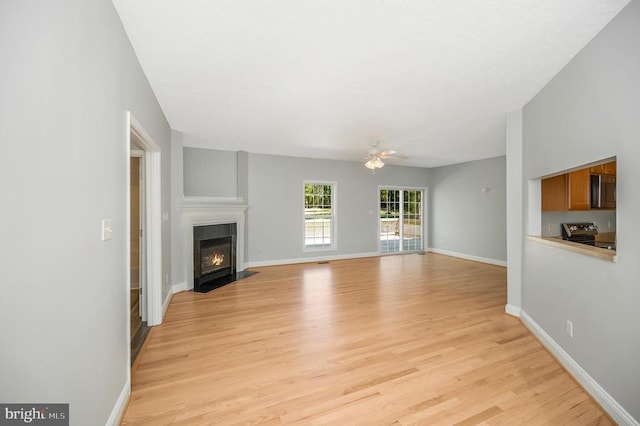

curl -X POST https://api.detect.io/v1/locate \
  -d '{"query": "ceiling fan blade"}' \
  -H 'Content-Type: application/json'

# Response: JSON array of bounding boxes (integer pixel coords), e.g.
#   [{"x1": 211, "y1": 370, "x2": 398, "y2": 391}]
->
[
  {"x1": 382, "y1": 154, "x2": 409, "y2": 160},
  {"x1": 363, "y1": 144, "x2": 408, "y2": 165}
]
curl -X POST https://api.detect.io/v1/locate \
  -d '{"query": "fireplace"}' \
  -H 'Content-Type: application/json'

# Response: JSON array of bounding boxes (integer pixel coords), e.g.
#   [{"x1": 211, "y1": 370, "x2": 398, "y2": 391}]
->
[
  {"x1": 193, "y1": 224, "x2": 236, "y2": 293},
  {"x1": 199, "y1": 236, "x2": 232, "y2": 275}
]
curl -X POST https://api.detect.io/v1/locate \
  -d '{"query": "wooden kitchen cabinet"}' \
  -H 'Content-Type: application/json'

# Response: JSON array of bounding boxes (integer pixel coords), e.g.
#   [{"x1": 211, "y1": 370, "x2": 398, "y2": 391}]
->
[
  {"x1": 542, "y1": 160, "x2": 617, "y2": 213},
  {"x1": 568, "y1": 168, "x2": 591, "y2": 210},
  {"x1": 596, "y1": 173, "x2": 616, "y2": 209},
  {"x1": 603, "y1": 160, "x2": 616, "y2": 175},
  {"x1": 541, "y1": 174, "x2": 567, "y2": 211},
  {"x1": 590, "y1": 161, "x2": 616, "y2": 175}
]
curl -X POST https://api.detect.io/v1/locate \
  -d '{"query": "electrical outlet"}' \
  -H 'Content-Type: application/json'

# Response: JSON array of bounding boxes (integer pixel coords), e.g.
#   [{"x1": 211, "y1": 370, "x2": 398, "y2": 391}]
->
[
  {"x1": 566, "y1": 320, "x2": 574, "y2": 338},
  {"x1": 101, "y1": 219, "x2": 112, "y2": 241},
  {"x1": 548, "y1": 222, "x2": 552, "y2": 233}
]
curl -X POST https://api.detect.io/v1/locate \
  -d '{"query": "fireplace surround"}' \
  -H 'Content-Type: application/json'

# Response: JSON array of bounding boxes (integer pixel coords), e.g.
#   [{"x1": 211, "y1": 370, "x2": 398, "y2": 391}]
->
[{"x1": 182, "y1": 199, "x2": 248, "y2": 293}]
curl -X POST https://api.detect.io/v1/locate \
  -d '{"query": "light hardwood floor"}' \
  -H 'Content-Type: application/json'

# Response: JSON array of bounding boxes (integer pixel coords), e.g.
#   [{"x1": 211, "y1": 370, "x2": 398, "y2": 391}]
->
[{"x1": 122, "y1": 253, "x2": 612, "y2": 425}]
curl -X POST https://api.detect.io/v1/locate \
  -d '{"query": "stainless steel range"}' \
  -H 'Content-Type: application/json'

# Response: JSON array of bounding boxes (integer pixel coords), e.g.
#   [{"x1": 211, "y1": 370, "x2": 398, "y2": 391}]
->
[{"x1": 561, "y1": 222, "x2": 598, "y2": 246}]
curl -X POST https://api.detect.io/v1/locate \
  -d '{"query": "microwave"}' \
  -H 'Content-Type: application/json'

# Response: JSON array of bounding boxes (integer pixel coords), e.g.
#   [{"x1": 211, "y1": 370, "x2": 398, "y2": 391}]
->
[{"x1": 590, "y1": 174, "x2": 616, "y2": 209}]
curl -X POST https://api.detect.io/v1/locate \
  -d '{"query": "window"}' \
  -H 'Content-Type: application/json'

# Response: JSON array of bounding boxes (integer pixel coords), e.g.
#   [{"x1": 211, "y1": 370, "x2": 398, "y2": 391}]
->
[
  {"x1": 379, "y1": 187, "x2": 424, "y2": 253},
  {"x1": 304, "y1": 182, "x2": 336, "y2": 250}
]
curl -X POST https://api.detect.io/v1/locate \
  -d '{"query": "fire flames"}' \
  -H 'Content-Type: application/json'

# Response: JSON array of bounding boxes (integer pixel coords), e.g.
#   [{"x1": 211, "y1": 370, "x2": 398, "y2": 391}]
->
[{"x1": 209, "y1": 253, "x2": 225, "y2": 266}]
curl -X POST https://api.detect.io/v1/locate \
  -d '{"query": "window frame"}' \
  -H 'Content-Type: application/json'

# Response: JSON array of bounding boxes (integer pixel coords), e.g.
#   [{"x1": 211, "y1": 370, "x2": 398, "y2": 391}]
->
[
  {"x1": 378, "y1": 185, "x2": 426, "y2": 254},
  {"x1": 303, "y1": 181, "x2": 337, "y2": 252}
]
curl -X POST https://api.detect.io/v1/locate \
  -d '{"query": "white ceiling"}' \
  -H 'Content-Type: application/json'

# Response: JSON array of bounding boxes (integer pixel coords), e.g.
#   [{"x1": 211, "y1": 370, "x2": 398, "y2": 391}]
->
[{"x1": 113, "y1": 0, "x2": 630, "y2": 168}]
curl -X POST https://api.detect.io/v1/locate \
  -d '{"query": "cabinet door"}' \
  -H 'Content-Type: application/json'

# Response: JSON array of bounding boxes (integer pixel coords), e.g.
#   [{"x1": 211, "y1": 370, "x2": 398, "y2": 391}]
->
[
  {"x1": 603, "y1": 161, "x2": 616, "y2": 175},
  {"x1": 568, "y1": 169, "x2": 591, "y2": 210},
  {"x1": 541, "y1": 174, "x2": 567, "y2": 211},
  {"x1": 601, "y1": 175, "x2": 616, "y2": 209},
  {"x1": 590, "y1": 164, "x2": 604, "y2": 174}
]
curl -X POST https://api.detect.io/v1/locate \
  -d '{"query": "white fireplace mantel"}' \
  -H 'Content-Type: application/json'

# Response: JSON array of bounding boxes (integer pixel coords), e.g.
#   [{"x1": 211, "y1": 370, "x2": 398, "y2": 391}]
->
[{"x1": 182, "y1": 197, "x2": 248, "y2": 291}]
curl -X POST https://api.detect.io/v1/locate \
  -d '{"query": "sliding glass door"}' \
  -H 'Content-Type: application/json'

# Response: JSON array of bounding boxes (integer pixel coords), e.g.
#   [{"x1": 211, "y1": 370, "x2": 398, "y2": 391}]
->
[{"x1": 379, "y1": 188, "x2": 424, "y2": 254}]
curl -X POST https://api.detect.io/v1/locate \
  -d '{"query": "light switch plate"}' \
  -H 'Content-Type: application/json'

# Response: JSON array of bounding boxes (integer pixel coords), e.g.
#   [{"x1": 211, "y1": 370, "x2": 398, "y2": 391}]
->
[
  {"x1": 566, "y1": 320, "x2": 574, "y2": 338},
  {"x1": 102, "y1": 219, "x2": 112, "y2": 241}
]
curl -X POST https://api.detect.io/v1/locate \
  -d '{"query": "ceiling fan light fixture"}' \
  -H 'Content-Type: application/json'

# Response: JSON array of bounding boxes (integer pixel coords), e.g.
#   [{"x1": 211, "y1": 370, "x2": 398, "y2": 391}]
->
[{"x1": 365, "y1": 157, "x2": 384, "y2": 170}]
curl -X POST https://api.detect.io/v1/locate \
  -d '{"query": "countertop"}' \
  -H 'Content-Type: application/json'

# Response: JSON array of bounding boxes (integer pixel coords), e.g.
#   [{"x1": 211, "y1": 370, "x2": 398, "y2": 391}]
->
[{"x1": 528, "y1": 236, "x2": 617, "y2": 263}]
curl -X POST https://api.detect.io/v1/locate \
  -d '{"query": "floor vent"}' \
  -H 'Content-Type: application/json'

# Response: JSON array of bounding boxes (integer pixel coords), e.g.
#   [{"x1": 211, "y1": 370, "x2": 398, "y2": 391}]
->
[{"x1": 317, "y1": 261, "x2": 329, "y2": 264}]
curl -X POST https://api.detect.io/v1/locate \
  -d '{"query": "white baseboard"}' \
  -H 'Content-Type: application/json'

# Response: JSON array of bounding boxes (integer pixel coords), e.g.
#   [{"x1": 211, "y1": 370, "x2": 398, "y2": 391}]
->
[
  {"x1": 427, "y1": 248, "x2": 507, "y2": 267},
  {"x1": 171, "y1": 280, "x2": 188, "y2": 295},
  {"x1": 245, "y1": 252, "x2": 379, "y2": 268},
  {"x1": 520, "y1": 310, "x2": 638, "y2": 426},
  {"x1": 244, "y1": 250, "x2": 505, "y2": 269},
  {"x1": 162, "y1": 281, "x2": 187, "y2": 317},
  {"x1": 504, "y1": 304, "x2": 522, "y2": 317},
  {"x1": 106, "y1": 378, "x2": 130, "y2": 426}
]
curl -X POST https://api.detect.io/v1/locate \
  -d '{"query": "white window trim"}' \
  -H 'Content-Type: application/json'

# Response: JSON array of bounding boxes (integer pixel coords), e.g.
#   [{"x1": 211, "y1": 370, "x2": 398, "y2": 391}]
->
[{"x1": 303, "y1": 180, "x2": 337, "y2": 252}]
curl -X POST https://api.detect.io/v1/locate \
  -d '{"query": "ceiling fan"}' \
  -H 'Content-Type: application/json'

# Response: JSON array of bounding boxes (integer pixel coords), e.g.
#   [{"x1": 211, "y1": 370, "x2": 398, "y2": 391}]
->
[{"x1": 363, "y1": 142, "x2": 407, "y2": 170}]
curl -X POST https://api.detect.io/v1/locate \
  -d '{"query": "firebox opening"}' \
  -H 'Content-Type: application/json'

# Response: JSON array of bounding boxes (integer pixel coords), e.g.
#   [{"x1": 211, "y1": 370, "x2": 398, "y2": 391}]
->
[
  {"x1": 200, "y1": 240, "x2": 231, "y2": 275},
  {"x1": 193, "y1": 224, "x2": 237, "y2": 293}
]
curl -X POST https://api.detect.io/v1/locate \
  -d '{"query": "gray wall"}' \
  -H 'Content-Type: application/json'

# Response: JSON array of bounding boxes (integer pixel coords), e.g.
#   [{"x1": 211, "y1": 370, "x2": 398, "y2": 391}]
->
[
  {"x1": 522, "y1": 0, "x2": 639, "y2": 419},
  {"x1": 183, "y1": 147, "x2": 238, "y2": 197},
  {"x1": 429, "y1": 156, "x2": 507, "y2": 262},
  {"x1": 247, "y1": 153, "x2": 430, "y2": 263},
  {"x1": 176, "y1": 146, "x2": 510, "y2": 267},
  {"x1": 171, "y1": 130, "x2": 185, "y2": 288},
  {"x1": 0, "y1": 1, "x2": 172, "y2": 424}
]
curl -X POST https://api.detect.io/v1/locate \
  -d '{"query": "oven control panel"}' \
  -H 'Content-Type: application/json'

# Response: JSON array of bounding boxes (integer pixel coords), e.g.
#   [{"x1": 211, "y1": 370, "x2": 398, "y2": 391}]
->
[{"x1": 562, "y1": 222, "x2": 598, "y2": 237}]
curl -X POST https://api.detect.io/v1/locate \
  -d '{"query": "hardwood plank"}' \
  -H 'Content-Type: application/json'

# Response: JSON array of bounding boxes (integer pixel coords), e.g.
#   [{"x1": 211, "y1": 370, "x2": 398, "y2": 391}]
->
[
  {"x1": 454, "y1": 405, "x2": 503, "y2": 425},
  {"x1": 121, "y1": 254, "x2": 613, "y2": 425}
]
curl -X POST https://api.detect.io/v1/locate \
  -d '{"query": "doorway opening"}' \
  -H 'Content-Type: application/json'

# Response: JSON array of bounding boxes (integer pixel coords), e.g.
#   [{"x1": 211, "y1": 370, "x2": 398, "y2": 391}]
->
[
  {"x1": 379, "y1": 187, "x2": 425, "y2": 254},
  {"x1": 126, "y1": 112, "x2": 162, "y2": 368},
  {"x1": 129, "y1": 149, "x2": 148, "y2": 362}
]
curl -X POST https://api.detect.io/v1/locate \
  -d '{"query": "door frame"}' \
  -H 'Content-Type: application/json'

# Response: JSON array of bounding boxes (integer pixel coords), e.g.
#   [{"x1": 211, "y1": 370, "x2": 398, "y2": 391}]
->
[
  {"x1": 125, "y1": 111, "x2": 162, "y2": 337},
  {"x1": 130, "y1": 151, "x2": 146, "y2": 322},
  {"x1": 377, "y1": 185, "x2": 427, "y2": 254}
]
